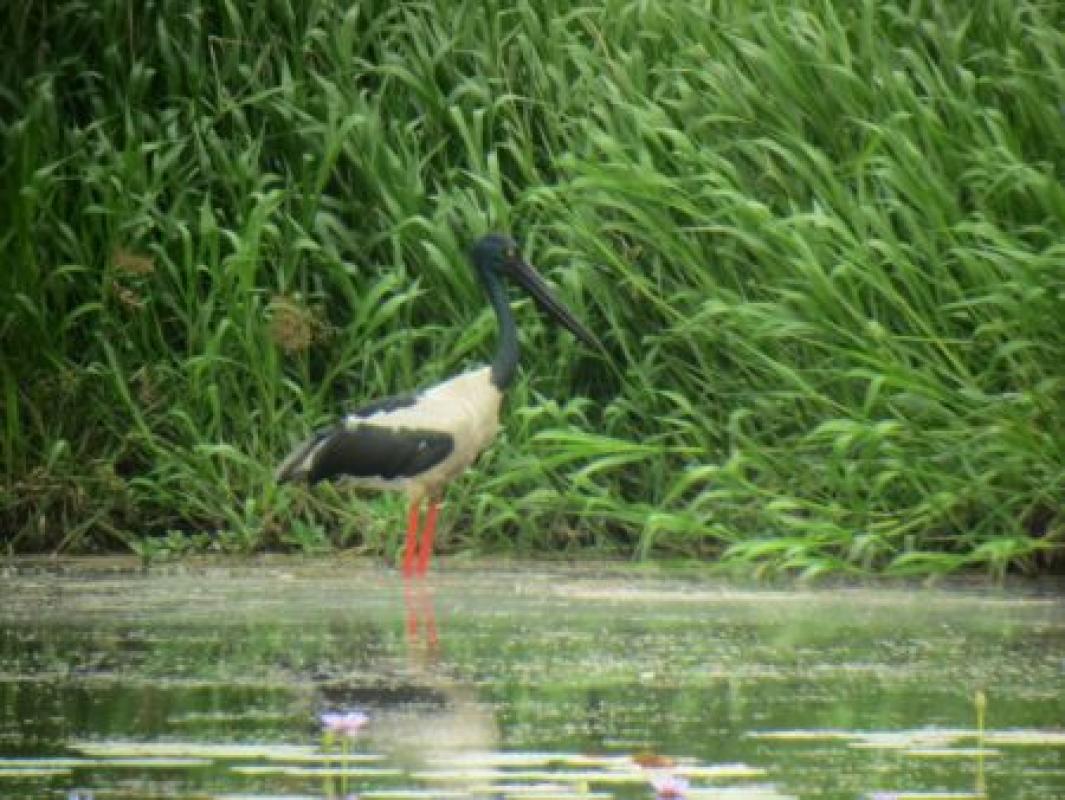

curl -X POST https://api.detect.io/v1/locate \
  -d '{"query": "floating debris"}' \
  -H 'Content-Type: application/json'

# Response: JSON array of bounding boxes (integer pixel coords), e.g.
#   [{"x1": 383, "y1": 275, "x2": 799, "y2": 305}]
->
[{"x1": 633, "y1": 753, "x2": 677, "y2": 769}]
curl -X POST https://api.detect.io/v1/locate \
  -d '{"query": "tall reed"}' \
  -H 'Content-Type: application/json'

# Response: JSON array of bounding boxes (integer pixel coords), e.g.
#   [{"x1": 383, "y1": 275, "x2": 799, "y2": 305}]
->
[{"x1": 3, "y1": 1, "x2": 1063, "y2": 575}]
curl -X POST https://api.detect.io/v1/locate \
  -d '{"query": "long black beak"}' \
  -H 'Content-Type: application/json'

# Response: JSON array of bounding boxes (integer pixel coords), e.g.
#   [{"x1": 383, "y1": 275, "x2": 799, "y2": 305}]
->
[{"x1": 511, "y1": 259, "x2": 605, "y2": 353}]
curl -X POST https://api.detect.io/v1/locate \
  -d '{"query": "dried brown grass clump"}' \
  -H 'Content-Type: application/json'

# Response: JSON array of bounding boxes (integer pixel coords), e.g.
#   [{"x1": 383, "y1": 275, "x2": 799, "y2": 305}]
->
[
  {"x1": 109, "y1": 247, "x2": 155, "y2": 311},
  {"x1": 268, "y1": 294, "x2": 323, "y2": 354},
  {"x1": 111, "y1": 247, "x2": 155, "y2": 276}
]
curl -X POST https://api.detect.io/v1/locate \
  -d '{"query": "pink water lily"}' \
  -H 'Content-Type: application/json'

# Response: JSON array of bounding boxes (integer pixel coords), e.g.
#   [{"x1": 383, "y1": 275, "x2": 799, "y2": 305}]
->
[
  {"x1": 650, "y1": 773, "x2": 689, "y2": 799},
  {"x1": 320, "y1": 710, "x2": 369, "y2": 737}
]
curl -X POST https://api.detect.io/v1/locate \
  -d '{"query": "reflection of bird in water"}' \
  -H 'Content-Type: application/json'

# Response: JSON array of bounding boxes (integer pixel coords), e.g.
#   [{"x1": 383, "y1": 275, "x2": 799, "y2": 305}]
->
[
  {"x1": 315, "y1": 581, "x2": 498, "y2": 777},
  {"x1": 404, "y1": 580, "x2": 439, "y2": 663},
  {"x1": 362, "y1": 683, "x2": 498, "y2": 775}
]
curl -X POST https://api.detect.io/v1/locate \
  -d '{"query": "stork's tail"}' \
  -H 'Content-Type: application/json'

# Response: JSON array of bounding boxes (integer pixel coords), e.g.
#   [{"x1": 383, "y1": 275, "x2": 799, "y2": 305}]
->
[{"x1": 275, "y1": 427, "x2": 335, "y2": 483}]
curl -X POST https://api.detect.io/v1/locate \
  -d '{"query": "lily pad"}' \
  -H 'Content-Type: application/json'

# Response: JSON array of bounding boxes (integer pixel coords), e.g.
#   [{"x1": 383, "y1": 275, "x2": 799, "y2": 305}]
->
[
  {"x1": 430, "y1": 752, "x2": 628, "y2": 768},
  {"x1": 79, "y1": 757, "x2": 212, "y2": 768},
  {"x1": 984, "y1": 730, "x2": 1065, "y2": 746},
  {"x1": 674, "y1": 764, "x2": 766, "y2": 779},
  {"x1": 468, "y1": 770, "x2": 646, "y2": 784},
  {"x1": 230, "y1": 764, "x2": 402, "y2": 777},
  {"x1": 746, "y1": 730, "x2": 858, "y2": 742},
  {"x1": 904, "y1": 748, "x2": 1000, "y2": 758},
  {"x1": 71, "y1": 740, "x2": 319, "y2": 760},
  {"x1": 266, "y1": 751, "x2": 386, "y2": 763},
  {"x1": 473, "y1": 783, "x2": 611, "y2": 798},
  {"x1": 360, "y1": 791, "x2": 471, "y2": 799},
  {"x1": 0, "y1": 767, "x2": 73, "y2": 778},
  {"x1": 686, "y1": 791, "x2": 796, "y2": 800},
  {"x1": 0, "y1": 758, "x2": 87, "y2": 768}
]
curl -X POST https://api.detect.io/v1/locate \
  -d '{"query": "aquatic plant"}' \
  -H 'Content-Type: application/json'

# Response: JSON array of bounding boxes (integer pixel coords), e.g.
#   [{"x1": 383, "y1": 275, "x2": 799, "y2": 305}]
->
[
  {"x1": 649, "y1": 773, "x2": 689, "y2": 799},
  {"x1": 319, "y1": 709, "x2": 369, "y2": 799},
  {"x1": 2, "y1": 0, "x2": 1064, "y2": 575},
  {"x1": 974, "y1": 689, "x2": 987, "y2": 795},
  {"x1": 321, "y1": 711, "x2": 370, "y2": 738}
]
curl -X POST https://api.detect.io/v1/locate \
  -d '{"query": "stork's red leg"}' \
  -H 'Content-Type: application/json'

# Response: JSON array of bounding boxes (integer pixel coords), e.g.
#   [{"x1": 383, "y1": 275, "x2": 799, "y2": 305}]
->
[
  {"x1": 415, "y1": 500, "x2": 440, "y2": 576},
  {"x1": 402, "y1": 502, "x2": 421, "y2": 578}
]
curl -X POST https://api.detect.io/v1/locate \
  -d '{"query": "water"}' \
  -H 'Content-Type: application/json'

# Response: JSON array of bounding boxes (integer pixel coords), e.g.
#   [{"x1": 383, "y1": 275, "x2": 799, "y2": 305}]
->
[{"x1": 1, "y1": 559, "x2": 1063, "y2": 799}]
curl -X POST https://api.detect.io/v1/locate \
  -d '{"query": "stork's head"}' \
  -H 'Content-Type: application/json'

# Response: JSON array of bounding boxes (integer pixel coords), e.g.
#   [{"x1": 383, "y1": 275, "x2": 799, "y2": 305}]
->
[
  {"x1": 469, "y1": 233, "x2": 522, "y2": 279},
  {"x1": 469, "y1": 233, "x2": 603, "y2": 352}
]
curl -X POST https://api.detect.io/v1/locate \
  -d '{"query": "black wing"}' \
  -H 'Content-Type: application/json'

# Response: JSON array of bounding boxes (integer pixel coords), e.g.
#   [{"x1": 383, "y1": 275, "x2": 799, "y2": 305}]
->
[
  {"x1": 276, "y1": 389, "x2": 442, "y2": 485},
  {"x1": 304, "y1": 423, "x2": 454, "y2": 485}
]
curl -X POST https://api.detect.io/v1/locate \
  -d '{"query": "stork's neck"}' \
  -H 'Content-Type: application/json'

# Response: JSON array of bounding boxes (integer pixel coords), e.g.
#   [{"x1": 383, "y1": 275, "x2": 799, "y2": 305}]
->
[{"x1": 485, "y1": 277, "x2": 519, "y2": 389}]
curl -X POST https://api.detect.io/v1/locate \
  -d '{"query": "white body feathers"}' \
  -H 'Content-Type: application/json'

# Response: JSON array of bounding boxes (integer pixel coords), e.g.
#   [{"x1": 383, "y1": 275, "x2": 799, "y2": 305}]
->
[
  {"x1": 352, "y1": 367, "x2": 503, "y2": 496},
  {"x1": 277, "y1": 366, "x2": 503, "y2": 500}
]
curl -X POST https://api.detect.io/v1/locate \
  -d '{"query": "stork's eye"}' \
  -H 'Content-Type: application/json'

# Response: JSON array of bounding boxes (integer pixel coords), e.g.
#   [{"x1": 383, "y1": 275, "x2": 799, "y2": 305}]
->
[{"x1": 504, "y1": 247, "x2": 518, "y2": 260}]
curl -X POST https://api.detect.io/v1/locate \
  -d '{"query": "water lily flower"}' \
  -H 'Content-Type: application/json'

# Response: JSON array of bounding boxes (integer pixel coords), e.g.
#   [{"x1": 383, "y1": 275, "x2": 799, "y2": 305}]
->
[
  {"x1": 650, "y1": 773, "x2": 689, "y2": 799},
  {"x1": 320, "y1": 710, "x2": 369, "y2": 737}
]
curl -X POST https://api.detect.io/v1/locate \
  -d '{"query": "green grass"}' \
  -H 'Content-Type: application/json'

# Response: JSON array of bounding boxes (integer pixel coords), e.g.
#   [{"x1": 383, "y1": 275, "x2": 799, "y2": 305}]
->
[{"x1": 2, "y1": 0, "x2": 1065, "y2": 576}]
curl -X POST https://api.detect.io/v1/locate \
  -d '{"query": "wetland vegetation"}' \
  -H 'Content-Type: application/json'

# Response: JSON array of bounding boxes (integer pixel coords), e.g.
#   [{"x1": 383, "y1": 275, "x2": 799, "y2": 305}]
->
[
  {"x1": 1, "y1": 563, "x2": 1063, "y2": 799},
  {"x1": 3, "y1": 2, "x2": 1065, "y2": 576}
]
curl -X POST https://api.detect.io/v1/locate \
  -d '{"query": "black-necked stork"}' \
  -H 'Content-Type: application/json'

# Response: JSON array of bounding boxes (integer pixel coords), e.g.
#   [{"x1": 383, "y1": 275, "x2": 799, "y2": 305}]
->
[{"x1": 276, "y1": 234, "x2": 602, "y2": 577}]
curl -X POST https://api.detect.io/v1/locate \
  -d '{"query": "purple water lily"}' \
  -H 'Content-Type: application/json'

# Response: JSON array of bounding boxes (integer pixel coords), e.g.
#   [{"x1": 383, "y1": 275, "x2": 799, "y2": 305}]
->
[
  {"x1": 320, "y1": 710, "x2": 369, "y2": 737},
  {"x1": 650, "y1": 773, "x2": 689, "y2": 799}
]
